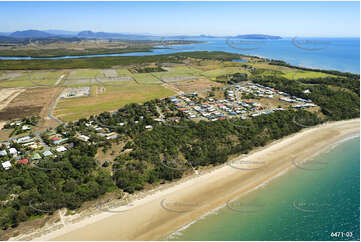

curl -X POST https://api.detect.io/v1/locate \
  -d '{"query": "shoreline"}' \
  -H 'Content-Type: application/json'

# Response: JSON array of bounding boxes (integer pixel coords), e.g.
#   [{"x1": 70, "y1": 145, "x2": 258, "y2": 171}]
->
[
  {"x1": 166, "y1": 129, "x2": 361, "y2": 240},
  {"x1": 10, "y1": 118, "x2": 360, "y2": 241}
]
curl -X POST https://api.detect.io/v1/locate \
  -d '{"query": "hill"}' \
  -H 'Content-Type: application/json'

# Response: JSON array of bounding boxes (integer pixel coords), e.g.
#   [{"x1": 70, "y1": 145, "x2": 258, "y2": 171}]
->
[
  {"x1": 77, "y1": 30, "x2": 151, "y2": 39},
  {"x1": 9, "y1": 30, "x2": 54, "y2": 38}
]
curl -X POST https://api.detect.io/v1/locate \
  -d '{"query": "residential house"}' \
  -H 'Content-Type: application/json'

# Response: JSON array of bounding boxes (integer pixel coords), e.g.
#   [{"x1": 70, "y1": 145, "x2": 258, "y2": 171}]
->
[
  {"x1": 22, "y1": 125, "x2": 30, "y2": 131},
  {"x1": 9, "y1": 148, "x2": 17, "y2": 155},
  {"x1": 77, "y1": 134, "x2": 90, "y2": 142},
  {"x1": 17, "y1": 159, "x2": 29, "y2": 165},
  {"x1": 0, "y1": 150, "x2": 7, "y2": 156},
  {"x1": 1, "y1": 161, "x2": 11, "y2": 170},
  {"x1": 43, "y1": 150, "x2": 53, "y2": 157},
  {"x1": 53, "y1": 138, "x2": 68, "y2": 145},
  {"x1": 56, "y1": 146, "x2": 67, "y2": 152},
  {"x1": 17, "y1": 136, "x2": 33, "y2": 144},
  {"x1": 32, "y1": 153, "x2": 41, "y2": 160}
]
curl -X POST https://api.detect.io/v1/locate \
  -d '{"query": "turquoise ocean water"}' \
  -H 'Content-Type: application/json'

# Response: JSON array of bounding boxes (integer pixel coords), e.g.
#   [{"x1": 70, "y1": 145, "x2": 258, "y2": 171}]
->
[{"x1": 168, "y1": 136, "x2": 360, "y2": 241}]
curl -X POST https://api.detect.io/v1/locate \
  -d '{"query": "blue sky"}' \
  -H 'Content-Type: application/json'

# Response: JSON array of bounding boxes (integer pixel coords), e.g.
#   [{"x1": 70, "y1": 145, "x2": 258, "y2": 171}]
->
[{"x1": 0, "y1": 1, "x2": 359, "y2": 37}]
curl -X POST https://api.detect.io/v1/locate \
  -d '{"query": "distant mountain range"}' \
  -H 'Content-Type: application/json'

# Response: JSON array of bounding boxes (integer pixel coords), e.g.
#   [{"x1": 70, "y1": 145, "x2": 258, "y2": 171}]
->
[
  {"x1": 0, "y1": 29, "x2": 282, "y2": 40},
  {"x1": 9, "y1": 30, "x2": 54, "y2": 38}
]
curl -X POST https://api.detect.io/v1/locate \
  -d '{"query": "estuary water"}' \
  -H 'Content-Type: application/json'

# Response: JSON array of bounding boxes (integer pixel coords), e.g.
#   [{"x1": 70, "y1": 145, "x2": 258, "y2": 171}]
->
[{"x1": 0, "y1": 37, "x2": 359, "y2": 74}]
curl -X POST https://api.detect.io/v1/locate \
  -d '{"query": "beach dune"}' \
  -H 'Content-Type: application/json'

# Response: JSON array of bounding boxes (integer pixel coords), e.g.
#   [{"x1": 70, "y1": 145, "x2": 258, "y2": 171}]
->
[{"x1": 32, "y1": 119, "x2": 359, "y2": 241}]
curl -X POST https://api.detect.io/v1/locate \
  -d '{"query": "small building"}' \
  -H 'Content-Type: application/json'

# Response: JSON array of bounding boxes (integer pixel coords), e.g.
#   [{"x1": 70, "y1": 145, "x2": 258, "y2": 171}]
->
[
  {"x1": 56, "y1": 146, "x2": 67, "y2": 153},
  {"x1": 17, "y1": 159, "x2": 29, "y2": 165},
  {"x1": 22, "y1": 125, "x2": 30, "y2": 131},
  {"x1": 95, "y1": 127, "x2": 104, "y2": 132},
  {"x1": 53, "y1": 138, "x2": 68, "y2": 145},
  {"x1": 43, "y1": 150, "x2": 53, "y2": 157},
  {"x1": 106, "y1": 134, "x2": 117, "y2": 140},
  {"x1": 52, "y1": 137, "x2": 60, "y2": 142},
  {"x1": 17, "y1": 136, "x2": 33, "y2": 144},
  {"x1": 9, "y1": 148, "x2": 17, "y2": 155},
  {"x1": 105, "y1": 132, "x2": 118, "y2": 140},
  {"x1": 145, "y1": 125, "x2": 153, "y2": 129},
  {"x1": 0, "y1": 150, "x2": 7, "y2": 156},
  {"x1": 1, "y1": 161, "x2": 11, "y2": 170},
  {"x1": 32, "y1": 153, "x2": 41, "y2": 160},
  {"x1": 78, "y1": 135, "x2": 90, "y2": 142}
]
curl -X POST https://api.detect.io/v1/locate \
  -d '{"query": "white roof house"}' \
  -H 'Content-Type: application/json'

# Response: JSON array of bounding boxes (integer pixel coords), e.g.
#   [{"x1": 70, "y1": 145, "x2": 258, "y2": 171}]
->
[
  {"x1": 1, "y1": 161, "x2": 11, "y2": 170},
  {"x1": 43, "y1": 150, "x2": 53, "y2": 157},
  {"x1": 78, "y1": 134, "x2": 90, "y2": 142},
  {"x1": 145, "y1": 125, "x2": 153, "y2": 129},
  {"x1": 0, "y1": 150, "x2": 7, "y2": 156},
  {"x1": 17, "y1": 136, "x2": 32, "y2": 144},
  {"x1": 56, "y1": 146, "x2": 67, "y2": 152},
  {"x1": 9, "y1": 148, "x2": 17, "y2": 155}
]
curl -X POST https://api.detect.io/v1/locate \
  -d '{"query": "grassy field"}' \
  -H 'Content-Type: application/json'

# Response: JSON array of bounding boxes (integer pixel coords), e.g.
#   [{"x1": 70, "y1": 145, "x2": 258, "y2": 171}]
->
[
  {"x1": 282, "y1": 70, "x2": 336, "y2": 80},
  {"x1": 116, "y1": 69, "x2": 133, "y2": 76},
  {"x1": 54, "y1": 82, "x2": 175, "y2": 121},
  {"x1": 0, "y1": 71, "x2": 64, "y2": 87},
  {"x1": 68, "y1": 69, "x2": 102, "y2": 79},
  {"x1": 152, "y1": 66, "x2": 203, "y2": 80},
  {"x1": 202, "y1": 67, "x2": 243, "y2": 79},
  {"x1": 131, "y1": 73, "x2": 162, "y2": 84},
  {"x1": 250, "y1": 62, "x2": 337, "y2": 80}
]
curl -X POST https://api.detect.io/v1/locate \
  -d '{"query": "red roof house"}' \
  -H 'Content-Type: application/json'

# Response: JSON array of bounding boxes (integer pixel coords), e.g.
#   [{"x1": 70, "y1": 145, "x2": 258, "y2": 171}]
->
[{"x1": 17, "y1": 159, "x2": 29, "y2": 165}]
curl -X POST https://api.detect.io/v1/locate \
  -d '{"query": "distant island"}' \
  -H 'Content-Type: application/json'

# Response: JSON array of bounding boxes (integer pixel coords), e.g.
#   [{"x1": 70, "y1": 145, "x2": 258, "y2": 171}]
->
[
  {"x1": 233, "y1": 34, "x2": 282, "y2": 39},
  {"x1": 200, "y1": 34, "x2": 282, "y2": 39}
]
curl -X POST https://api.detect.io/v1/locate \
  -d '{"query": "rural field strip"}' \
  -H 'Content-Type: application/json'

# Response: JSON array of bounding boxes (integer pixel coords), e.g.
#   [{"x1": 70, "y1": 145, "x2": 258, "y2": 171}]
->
[
  {"x1": 0, "y1": 88, "x2": 25, "y2": 111},
  {"x1": 0, "y1": 88, "x2": 63, "y2": 144}
]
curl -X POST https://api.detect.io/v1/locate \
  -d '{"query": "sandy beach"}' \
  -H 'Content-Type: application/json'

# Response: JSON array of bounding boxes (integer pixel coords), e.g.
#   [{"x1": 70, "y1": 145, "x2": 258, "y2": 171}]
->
[{"x1": 14, "y1": 118, "x2": 359, "y2": 241}]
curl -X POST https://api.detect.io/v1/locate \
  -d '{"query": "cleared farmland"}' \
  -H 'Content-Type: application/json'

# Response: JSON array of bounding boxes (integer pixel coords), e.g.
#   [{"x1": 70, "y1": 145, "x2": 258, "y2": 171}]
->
[
  {"x1": 54, "y1": 82, "x2": 175, "y2": 121},
  {"x1": 0, "y1": 71, "x2": 64, "y2": 87},
  {"x1": 282, "y1": 70, "x2": 336, "y2": 80},
  {"x1": 202, "y1": 67, "x2": 242, "y2": 78},
  {"x1": 131, "y1": 73, "x2": 162, "y2": 84}
]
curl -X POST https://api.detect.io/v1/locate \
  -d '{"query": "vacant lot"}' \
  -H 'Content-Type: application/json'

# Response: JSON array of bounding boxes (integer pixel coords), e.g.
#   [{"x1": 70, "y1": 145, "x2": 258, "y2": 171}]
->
[
  {"x1": 0, "y1": 70, "x2": 64, "y2": 87},
  {"x1": 131, "y1": 73, "x2": 162, "y2": 84},
  {"x1": 168, "y1": 78, "x2": 222, "y2": 94},
  {"x1": 68, "y1": 69, "x2": 102, "y2": 79},
  {"x1": 65, "y1": 69, "x2": 136, "y2": 86},
  {"x1": 54, "y1": 82, "x2": 175, "y2": 121},
  {"x1": 282, "y1": 70, "x2": 336, "y2": 80},
  {"x1": 116, "y1": 69, "x2": 133, "y2": 76},
  {"x1": 0, "y1": 87, "x2": 60, "y2": 121},
  {"x1": 0, "y1": 88, "x2": 25, "y2": 111},
  {"x1": 202, "y1": 67, "x2": 242, "y2": 79}
]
